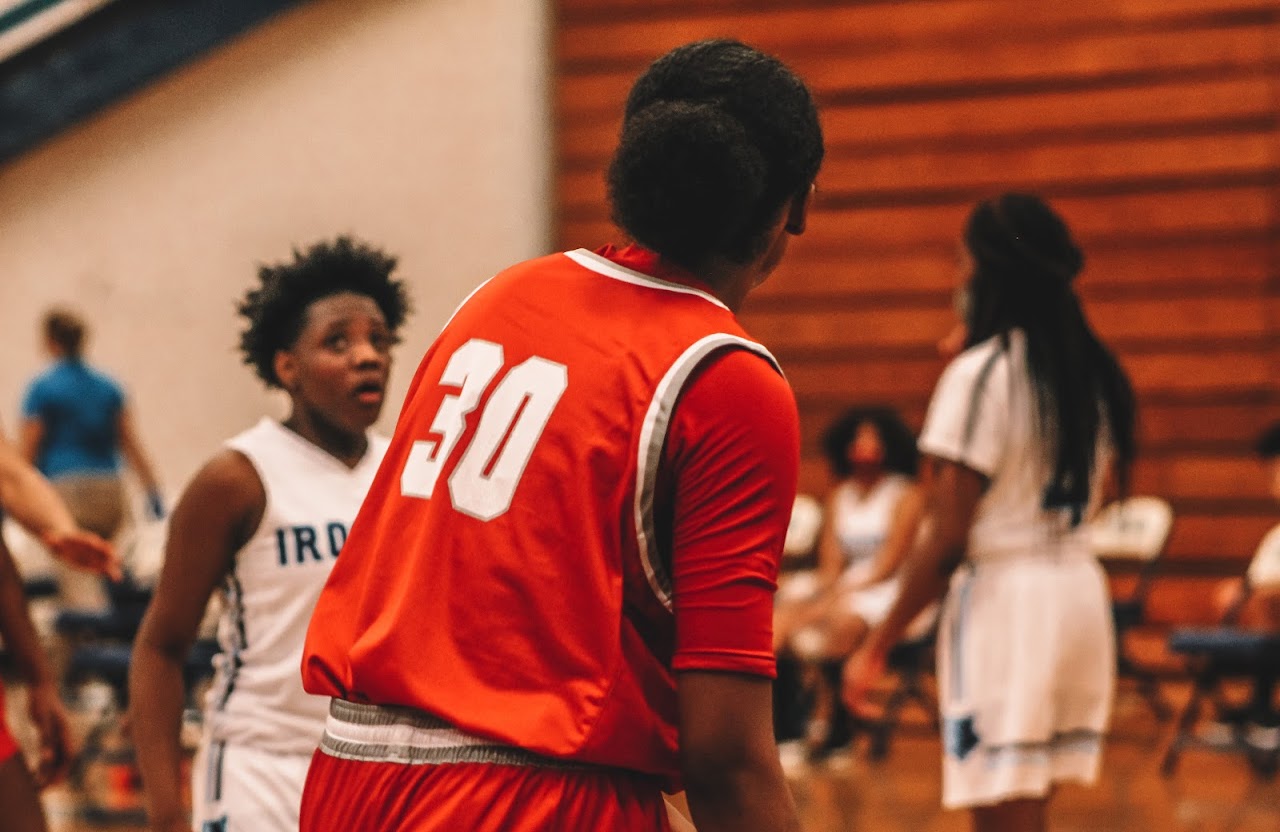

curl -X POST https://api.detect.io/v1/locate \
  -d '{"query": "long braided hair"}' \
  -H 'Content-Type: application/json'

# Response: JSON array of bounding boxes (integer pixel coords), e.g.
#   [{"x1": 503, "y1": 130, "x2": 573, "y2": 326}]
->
[{"x1": 962, "y1": 193, "x2": 1136, "y2": 521}]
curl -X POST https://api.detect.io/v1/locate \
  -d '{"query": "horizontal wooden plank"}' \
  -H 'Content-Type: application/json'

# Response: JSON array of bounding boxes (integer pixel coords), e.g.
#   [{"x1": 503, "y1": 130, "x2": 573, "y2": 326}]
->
[
  {"x1": 798, "y1": 451, "x2": 1273, "y2": 503},
  {"x1": 795, "y1": 402, "x2": 1278, "y2": 465},
  {"x1": 1166, "y1": 513, "x2": 1278, "y2": 559},
  {"x1": 559, "y1": 76, "x2": 1276, "y2": 166},
  {"x1": 1139, "y1": 401, "x2": 1279, "y2": 449},
  {"x1": 558, "y1": 132, "x2": 1277, "y2": 211},
  {"x1": 556, "y1": 24, "x2": 1276, "y2": 119},
  {"x1": 748, "y1": 237, "x2": 1274, "y2": 301},
  {"x1": 818, "y1": 75, "x2": 1277, "y2": 152},
  {"x1": 1122, "y1": 350, "x2": 1276, "y2": 394},
  {"x1": 559, "y1": 0, "x2": 1274, "y2": 34},
  {"x1": 791, "y1": 186, "x2": 1274, "y2": 252},
  {"x1": 742, "y1": 296, "x2": 1268, "y2": 355},
  {"x1": 819, "y1": 132, "x2": 1275, "y2": 201},
  {"x1": 777, "y1": 348, "x2": 1273, "y2": 402},
  {"x1": 1109, "y1": 575, "x2": 1242, "y2": 626},
  {"x1": 559, "y1": 185, "x2": 1277, "y2": 254},
  {"x1": 1131, "y1": 456, "x2": 1277, "y2": 502}
]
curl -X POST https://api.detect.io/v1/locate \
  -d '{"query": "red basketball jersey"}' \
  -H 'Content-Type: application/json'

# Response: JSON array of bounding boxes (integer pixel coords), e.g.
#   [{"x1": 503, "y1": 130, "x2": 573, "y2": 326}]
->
[{"x1": 303, "y1": 247, "x2": 790, "y2": 778}]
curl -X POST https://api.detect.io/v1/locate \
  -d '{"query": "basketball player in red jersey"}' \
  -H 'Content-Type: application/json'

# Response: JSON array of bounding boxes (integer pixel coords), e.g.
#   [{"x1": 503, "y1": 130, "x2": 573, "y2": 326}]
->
[{"x1": 299, "y1": 39, "x2": 823, "y2": 832}]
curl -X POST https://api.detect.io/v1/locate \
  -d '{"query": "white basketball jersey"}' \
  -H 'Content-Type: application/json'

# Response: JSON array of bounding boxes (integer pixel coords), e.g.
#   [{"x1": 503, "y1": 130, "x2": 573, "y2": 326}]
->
[
  {"x1": 831, "y1": 474, "x2": 911, "y2": 574},
  {"x1": 918, "y1": 330, "x2": 1108, "y2": 563},
  {"x1": 205, "y1": 418, "x2": 388, "y2": 754}
]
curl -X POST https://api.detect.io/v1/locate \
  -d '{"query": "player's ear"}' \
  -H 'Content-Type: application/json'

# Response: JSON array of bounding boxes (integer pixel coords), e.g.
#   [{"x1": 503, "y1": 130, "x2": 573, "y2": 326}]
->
[
  {"x1": 274, "y1": 350, "x2": 299, "y2": 392},
  {"x1": 784, "y1": 182, "x2": 815, "y2": 236}
]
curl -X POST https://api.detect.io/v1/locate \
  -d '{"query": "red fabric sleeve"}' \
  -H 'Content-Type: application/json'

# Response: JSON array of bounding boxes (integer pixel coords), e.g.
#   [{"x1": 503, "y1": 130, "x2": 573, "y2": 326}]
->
[{"x1": 662, "y1": 349, "x2": 799, "y2": 678}]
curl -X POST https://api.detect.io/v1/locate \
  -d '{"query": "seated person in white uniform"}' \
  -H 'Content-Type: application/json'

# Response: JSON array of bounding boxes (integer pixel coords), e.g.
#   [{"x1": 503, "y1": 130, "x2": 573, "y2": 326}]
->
[
  {"x1": 774, "y1": 407, "x2": 927, "y2": 755},
  {"x1": 845, "y1": 193, "x2": 1138, "y2": 832},
  {"x1": 129, "y1": 237, "x2": 409, "y2": 832}
]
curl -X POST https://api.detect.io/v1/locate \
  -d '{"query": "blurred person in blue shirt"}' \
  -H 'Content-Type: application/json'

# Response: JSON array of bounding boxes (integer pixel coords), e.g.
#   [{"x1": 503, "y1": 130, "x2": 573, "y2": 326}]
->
[{"x1": 18, "y1": 308, "x2": 164, "y2": 608}]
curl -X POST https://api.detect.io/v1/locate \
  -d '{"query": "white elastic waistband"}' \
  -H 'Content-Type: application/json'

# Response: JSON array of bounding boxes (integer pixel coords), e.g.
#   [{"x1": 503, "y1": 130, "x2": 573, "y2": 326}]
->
[{"x1": 320, "y1": 699, "x2": 582, "y2": 770}]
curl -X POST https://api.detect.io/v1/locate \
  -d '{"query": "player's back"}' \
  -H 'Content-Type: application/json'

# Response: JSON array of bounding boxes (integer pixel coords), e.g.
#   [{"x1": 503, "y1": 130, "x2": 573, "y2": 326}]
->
[{"x1": 304, "y1": 247, "x2": 778, "y2": 777}]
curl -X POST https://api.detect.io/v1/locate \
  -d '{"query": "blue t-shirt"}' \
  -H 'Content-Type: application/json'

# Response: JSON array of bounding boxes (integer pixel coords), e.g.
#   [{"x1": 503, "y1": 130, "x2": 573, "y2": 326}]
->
[{"x1": 22, "y1": 360, "x2": 125, "y2": 479}]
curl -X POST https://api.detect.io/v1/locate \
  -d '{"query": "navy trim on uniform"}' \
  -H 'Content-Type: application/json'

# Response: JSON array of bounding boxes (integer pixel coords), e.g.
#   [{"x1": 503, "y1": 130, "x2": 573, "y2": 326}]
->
[{"x1": 213, "y1": 571, "x2": 248, "y2": 711}]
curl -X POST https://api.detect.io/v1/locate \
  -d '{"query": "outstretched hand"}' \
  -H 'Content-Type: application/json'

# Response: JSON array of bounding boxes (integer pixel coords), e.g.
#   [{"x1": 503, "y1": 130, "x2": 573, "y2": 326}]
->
[
  {"x1": 841, "y1": 643, "x2": 887, "y2": 717},
  {"x1": 42, "y1": 529, "x2": 122, "y2": 580}
]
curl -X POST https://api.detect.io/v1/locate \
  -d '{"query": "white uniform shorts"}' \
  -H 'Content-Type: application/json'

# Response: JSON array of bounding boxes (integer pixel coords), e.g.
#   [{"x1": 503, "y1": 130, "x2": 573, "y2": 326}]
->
[
  {"x1": 191, "y1": 738, "x2": 312, "y2": 832},
  {"x1": 936, "y1": 555, "x2": 1114, "y2": 809}
]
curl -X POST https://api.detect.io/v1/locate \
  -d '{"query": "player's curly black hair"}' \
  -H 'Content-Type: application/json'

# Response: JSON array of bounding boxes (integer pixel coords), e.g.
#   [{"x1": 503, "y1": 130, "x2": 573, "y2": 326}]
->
[
  {"x1": 607, "y1": 39, "x2": 823, "y2": 270},
  {"x1": 237, "y1": 236, "x2": 410, "y2": 388},
  {"x1": 821, "y1": 406, "x2": 919, "y2": 479}
]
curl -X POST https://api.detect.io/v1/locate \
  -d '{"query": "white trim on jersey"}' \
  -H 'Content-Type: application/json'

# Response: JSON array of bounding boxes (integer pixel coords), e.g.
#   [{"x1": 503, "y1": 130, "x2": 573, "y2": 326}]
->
[
  {"x1": 633, "y1": 334, "x2": 783, "y2": 611},
  {"x1": 565, "y1": 249, "x2": 730, "y2": 310}
]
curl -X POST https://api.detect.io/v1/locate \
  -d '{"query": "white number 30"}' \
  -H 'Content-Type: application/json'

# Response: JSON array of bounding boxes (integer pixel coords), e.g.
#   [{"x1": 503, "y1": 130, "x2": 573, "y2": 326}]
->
[{"x1": 400, "y1": 339, "x2": 568, "y2": 521}]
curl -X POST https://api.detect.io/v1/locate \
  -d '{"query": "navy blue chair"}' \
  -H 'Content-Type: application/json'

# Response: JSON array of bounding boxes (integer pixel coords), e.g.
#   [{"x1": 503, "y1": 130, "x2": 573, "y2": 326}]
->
[{"x1": 1162, "y1": 524, "x2": 1280, "y2": 777}]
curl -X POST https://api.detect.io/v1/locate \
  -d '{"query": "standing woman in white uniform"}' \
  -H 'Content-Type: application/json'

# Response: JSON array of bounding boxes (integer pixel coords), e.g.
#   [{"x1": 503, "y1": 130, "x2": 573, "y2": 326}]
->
[
  {"x1": 845, "y1": 193, "x2": 1136, "y2": 832},
  {"x1": 129, "y1": 237, "x2": 409, "y2": 832}
]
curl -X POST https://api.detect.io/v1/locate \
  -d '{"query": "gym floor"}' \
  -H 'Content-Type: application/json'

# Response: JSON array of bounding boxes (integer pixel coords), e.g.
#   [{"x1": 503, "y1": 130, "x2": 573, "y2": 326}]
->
[{"x1": 16, "y1": 678, "x2": 1280, "y2": 832}]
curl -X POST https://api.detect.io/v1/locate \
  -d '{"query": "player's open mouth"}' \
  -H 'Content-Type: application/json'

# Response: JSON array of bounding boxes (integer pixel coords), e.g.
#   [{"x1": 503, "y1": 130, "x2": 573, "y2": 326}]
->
[{"x1": 353, "y1": 381, "x2": 384, "y2": 405}]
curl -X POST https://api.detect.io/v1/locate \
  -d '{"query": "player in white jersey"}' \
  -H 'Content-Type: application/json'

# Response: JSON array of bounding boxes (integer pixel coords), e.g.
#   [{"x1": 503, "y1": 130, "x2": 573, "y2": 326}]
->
[
  {"x1": 129, "y1": 237, "x2": 409, "y2": 832},
  {"x1": 845, "y1": 193, "x2": 1137, "y2": 832}
]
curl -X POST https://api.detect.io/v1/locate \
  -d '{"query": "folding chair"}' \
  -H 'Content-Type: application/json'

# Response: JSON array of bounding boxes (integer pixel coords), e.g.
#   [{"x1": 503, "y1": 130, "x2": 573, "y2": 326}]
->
[
  {"x1": 1162, "y1": 523, "x2": 1280, "y2": 777},
  {"x1": 1090, "y1": 496, "x2": 1174, "y2": 721}
]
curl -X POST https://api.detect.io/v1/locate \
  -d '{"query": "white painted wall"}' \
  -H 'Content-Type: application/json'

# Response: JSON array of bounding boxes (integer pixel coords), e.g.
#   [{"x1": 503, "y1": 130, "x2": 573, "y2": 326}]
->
[{"x1": 0, "y1": 0, "x2": 552, "y2": 506}]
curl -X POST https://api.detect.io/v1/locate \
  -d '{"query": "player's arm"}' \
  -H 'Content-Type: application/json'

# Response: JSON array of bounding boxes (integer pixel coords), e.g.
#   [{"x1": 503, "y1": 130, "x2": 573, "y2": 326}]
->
[
  {"x1": 667, "y1": 351, "x2": 802, "y2": 832},
  {"x1": 130, "y1": 451, "x2": 262, "y2": 832},
  {"x1": 843, "y1": 457, "x2": 983, "y2": 710},
  {"x1": 845, "y1": 351, "x2": 1007, "y2": 707},
  {"x1": 0, "y1": 536, "x2": 73, "y2": 787},
  {"x1": 865, "y1": 458, "x2": 981, "y2": 655},
  {"x1": 0, "y1": 434, "x2": 119, "y2": 578},
  {"x1": 17, "y1": 417, "x2": 42, "y2": 465}
]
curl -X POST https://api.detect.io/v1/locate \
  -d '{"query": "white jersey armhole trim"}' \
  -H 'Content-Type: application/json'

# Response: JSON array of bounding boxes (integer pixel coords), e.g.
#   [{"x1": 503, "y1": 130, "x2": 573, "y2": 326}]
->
[
  {"x1": 634, "y1": 334, "x2": 783, "y2": 611},
  {"x1": 565, "y1": 249, "x2": 730, "y2": 311}
]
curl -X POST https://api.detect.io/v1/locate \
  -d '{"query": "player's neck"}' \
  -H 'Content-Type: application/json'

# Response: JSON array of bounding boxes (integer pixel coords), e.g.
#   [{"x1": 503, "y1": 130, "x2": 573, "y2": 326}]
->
[
  {"x1": 282, "y1": 409, "x2": 368, "y2": 469},
  {"x1": 695, "y1": 261, "x2": 763, "y2": 314},
  {"x1": 849, "y1": 469, "x2": 886, "y2": 495}
]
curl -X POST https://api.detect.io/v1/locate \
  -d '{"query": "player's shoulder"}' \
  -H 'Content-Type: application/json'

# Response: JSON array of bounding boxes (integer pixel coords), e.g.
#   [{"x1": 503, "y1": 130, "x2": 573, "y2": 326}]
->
[
  {"x1": 185, "y1": 446, "x2": 266, "y2": 514},
  {"x1": 698, "y1": 346, "x2": 791, "y2": 398},
  {"x1": 682, "y1": 347, "x2": 797, "y2": 435},
  {"x1": 939, "y1": 333, "x2": 1012, "y2": 390}
]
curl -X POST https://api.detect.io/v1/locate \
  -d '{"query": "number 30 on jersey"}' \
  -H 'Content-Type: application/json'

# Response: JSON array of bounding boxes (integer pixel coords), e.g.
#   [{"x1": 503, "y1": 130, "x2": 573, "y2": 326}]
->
[{"x1": 400, "y1": 339, "x2": 568, "y2": 521}]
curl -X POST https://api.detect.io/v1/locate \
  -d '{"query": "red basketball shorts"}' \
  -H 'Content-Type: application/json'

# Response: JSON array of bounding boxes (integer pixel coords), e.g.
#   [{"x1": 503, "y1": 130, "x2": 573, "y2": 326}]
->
[
  {"x1": 299, "y1": 700, "x2": 670, "y2": 832},
  {"x1": 300, "y1": 752, "x2": 671, "y2": 831}
]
